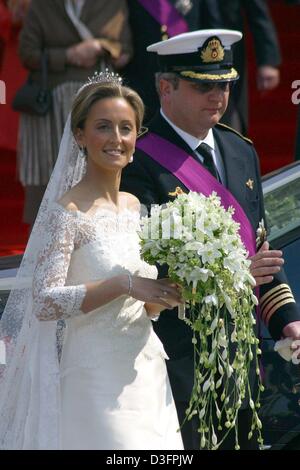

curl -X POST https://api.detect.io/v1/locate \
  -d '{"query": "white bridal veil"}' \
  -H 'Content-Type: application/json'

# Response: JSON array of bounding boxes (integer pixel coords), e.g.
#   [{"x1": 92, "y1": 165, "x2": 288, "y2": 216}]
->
[{"x1": 0, "y1": 112, "x2": 86, "y2": 449}]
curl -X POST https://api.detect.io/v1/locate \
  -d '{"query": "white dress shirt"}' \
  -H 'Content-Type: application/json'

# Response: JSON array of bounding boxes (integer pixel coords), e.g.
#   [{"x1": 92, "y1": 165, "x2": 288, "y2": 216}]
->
[{"x1": 160, "y1": 109, "x2": 226, "y2": 184}]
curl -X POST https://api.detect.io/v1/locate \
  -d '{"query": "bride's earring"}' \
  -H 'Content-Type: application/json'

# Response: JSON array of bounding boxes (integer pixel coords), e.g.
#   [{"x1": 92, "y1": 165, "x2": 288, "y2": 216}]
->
[
  {"x1": 79, "y1": 146, "x2": 86, "y2": 158},
  {"x1": 129, "y1": 155, "x2": 133, "y2": 163}
]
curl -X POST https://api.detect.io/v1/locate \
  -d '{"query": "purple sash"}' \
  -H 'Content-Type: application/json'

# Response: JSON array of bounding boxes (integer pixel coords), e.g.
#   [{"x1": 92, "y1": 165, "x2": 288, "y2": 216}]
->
[
  {"x1": 136, "y1": 132, "x2": 257, "y2": 256},
  {"x1": 137, "y1": 0, "x2": 189, "y2": 37}
]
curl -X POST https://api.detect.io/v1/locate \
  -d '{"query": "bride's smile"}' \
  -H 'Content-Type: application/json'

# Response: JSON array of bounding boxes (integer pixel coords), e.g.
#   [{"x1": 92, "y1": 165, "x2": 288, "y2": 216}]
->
[{"x1": 76, "y1": 97, "x2": 137, "y2": 171}]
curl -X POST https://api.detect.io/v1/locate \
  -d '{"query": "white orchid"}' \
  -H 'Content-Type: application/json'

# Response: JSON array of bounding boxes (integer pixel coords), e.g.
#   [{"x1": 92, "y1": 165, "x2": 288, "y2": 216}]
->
[
  {"x1": 204, "y1": 294, "x2": 219, "y2": 307},
  {"x1": 186, "y1": 267, "x2": 214, "y2": 284},
  {"x1": 197, "y1": 241, "x2": 222, "y2": 265}
]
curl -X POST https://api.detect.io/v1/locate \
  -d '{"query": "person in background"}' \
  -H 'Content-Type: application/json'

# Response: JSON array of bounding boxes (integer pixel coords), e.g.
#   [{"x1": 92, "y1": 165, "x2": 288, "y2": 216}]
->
[
  {"x1": 7, "y1": 0, "x2": 31, "y2": 24},
  {"x1": 17, "y1": 0, "x2": 132, "y2": 227},
  {"x1": 124, "y1": 0, "x2": 219, "y2": 121},
  {"x1": 121, "y1": 29, "x2": 300, "y2": 449},
  {"x1": 203, "y1": 0, "x2": 281, "y2": 134},
  {"x1": 0, "y1": 1, "x2": 11, "y2": 69}
]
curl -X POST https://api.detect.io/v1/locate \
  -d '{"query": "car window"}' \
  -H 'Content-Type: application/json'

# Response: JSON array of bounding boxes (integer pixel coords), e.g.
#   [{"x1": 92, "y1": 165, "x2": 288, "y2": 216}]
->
[
  {"x1": 282, "y1": 239, "x2": 300, "y2": 304},
  {"x1": 263, "y1": 163, "x2": 300, "y2": 243}
]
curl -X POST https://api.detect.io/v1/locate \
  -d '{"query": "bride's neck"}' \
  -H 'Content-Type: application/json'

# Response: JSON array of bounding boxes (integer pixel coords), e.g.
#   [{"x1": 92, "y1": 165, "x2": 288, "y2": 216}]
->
[{"x1": 81, "y1": 166, "x2": 121, "y2": 206}]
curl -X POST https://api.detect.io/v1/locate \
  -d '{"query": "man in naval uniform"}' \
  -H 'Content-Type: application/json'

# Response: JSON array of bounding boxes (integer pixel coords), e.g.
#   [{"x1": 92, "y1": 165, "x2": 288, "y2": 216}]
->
[{"x1": 121, "y1": 29, "x2": 300, "y2": 450}]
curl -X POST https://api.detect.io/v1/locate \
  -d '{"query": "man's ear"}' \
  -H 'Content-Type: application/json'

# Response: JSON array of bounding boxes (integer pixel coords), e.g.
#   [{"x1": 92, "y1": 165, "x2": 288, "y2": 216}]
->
[{"x1": 159, "y1": 79, "x2": 173, "y2": 99}]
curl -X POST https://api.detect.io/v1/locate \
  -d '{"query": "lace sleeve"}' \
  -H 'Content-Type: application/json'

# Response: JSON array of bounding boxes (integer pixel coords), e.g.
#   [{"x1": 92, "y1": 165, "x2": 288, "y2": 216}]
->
[{"x1": 32, "y1": 206, "x2": 87, "y2": 321}]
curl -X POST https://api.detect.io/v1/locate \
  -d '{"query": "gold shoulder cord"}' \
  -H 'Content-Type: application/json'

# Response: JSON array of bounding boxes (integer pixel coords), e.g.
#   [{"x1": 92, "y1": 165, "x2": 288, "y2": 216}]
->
[{"x1": 216, "y1": 122, "x2": 253, "y2": 144}]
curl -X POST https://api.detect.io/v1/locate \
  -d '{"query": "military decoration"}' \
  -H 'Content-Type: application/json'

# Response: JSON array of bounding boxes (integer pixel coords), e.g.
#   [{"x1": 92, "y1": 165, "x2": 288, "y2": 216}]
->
[{"x1": 200, "y1": 38, "x2": 224, "y2": 63}]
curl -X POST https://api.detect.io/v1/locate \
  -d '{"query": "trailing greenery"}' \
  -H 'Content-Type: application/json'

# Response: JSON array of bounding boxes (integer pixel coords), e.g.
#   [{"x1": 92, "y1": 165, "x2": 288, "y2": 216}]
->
[{"x1": 140, "y1": 191, "x2": 263, "y2": 450}]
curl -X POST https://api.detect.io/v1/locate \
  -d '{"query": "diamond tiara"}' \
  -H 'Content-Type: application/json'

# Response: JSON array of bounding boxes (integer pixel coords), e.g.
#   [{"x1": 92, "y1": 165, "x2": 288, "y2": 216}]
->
[{"x1": 79, "y1": 69, "x2": 123, "y2": 93}]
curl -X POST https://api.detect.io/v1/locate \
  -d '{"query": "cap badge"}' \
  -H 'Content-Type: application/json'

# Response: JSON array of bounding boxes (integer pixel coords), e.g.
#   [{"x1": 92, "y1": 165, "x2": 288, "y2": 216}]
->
[{"x1": 201, "y1": 38, "x2": 224, "y2": 63}]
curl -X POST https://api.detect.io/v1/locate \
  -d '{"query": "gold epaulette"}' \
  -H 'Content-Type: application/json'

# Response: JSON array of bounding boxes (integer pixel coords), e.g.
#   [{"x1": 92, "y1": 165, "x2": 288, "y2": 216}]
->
[
  {"x1": 168, "y1": 186, "x2": 185, "y2": 197},
  {"x1": 216, "y1": 122, "x2": 253, "y2": 145},
  {"x1": 137, "y1": 126, "x2": 149, "y2": 139},
  {"x1": 260, "y1": 284, "x2": 296, "y2": 325}
]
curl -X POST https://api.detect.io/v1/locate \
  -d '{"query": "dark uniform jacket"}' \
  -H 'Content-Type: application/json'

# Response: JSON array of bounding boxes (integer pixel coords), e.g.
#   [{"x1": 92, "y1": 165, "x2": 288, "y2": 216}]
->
[{"x1": 121, "y1": 112, "x2": 299, "y2": 402}]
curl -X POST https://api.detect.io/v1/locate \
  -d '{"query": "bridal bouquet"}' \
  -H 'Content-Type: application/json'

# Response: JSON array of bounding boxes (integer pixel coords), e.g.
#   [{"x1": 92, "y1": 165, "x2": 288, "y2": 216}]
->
[{"x1": 139, "y1": 190, "x2": 264, "y2": 450}]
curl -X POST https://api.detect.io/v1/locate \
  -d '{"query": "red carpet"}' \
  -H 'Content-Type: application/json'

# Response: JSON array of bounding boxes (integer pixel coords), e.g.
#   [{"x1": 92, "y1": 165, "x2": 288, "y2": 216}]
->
[
  {"x1": 0, "y1": 1, "x2": 299, "y2": 256},
  {"x1": 248, "y1": 1, "x2": 300, "y2": 175}
]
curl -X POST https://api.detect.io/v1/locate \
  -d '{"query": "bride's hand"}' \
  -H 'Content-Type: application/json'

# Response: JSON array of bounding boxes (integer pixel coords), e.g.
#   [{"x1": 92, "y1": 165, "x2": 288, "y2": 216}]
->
[{"x1": 130, "y1": 277, "x2": 183, "y2": 309}]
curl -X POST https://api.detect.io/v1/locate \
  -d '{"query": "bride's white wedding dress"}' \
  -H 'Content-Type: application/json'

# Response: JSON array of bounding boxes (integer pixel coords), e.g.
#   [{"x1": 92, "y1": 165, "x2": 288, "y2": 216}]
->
[{"x1": 33, "y1": 203, "x2": 183, "y2": 450}]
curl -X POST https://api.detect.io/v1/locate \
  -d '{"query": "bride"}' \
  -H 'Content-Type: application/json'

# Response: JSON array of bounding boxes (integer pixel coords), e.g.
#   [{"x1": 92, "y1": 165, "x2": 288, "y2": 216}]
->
[{"x1": 0, "y1": 73, "x2": 184, "y2": 450}]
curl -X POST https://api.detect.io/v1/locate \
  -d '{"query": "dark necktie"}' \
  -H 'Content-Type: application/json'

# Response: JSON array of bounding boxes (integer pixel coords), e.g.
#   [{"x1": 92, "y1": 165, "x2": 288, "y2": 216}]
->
[{"x1": 196, "y1": 142, "x2": 219, "y2": 181}]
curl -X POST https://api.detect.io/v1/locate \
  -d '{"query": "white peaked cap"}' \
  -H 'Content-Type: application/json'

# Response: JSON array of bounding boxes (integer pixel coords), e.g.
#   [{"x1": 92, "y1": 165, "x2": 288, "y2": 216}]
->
[{"x1": 147, "y1": 29, "x2": 243, "y2": 83}]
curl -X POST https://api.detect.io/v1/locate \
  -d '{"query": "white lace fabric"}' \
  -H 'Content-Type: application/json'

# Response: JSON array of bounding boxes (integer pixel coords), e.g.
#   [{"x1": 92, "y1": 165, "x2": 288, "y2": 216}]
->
[
  {"x1": 32, "y1": 203, "x2": 154, "y2": 321},
  {"x1": 33, "y1": 206, "x2": 86, "y2": 321}
]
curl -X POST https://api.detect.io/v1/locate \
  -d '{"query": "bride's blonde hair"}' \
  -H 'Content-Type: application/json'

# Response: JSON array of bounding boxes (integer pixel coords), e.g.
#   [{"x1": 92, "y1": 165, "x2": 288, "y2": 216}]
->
[{"x1": 71, "y1": 81, "x2": 145, "y2": 136}]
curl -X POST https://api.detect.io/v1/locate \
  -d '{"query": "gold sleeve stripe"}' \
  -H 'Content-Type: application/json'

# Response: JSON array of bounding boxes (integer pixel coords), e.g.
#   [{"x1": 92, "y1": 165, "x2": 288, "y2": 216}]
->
[
  {"x1": 262, "y1": 292, "x2": 295, "y2": 322},
  {"x1": 260, "y1": 286, "x2": 291, "y2": 312},
  {"x1": 265, "y1": 297, "x2": 296, "y2": 325},
  {"x1": 260, "y1": 283, "x2": 290, "y2": 307},
  {"x1": 261, "y1": 291, "x2": 294, "y2": 318}
]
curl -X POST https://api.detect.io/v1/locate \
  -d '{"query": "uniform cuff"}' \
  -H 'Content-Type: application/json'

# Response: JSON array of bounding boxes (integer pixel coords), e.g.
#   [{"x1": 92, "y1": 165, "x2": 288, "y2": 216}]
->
[{"x1": 267, "y1": 302, "x2": 300, "y2": 340}]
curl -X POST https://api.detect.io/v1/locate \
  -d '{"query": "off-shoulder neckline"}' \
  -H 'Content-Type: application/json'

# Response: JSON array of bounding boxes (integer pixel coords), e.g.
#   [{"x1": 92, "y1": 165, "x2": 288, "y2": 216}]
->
[{"x1": 52, "y1": 201, "x2": 140, "y2": 219}]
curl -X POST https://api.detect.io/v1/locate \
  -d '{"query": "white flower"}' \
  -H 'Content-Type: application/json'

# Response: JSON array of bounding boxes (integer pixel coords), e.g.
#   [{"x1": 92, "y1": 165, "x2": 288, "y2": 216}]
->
[
  {"x1": 216, "y1": 378, "x2": 223, "y2": 389},
  {"x1": 185, "y1": 267, "x2": 214, "y2": 285},
  {"x1": 223, "y1": 252, "x2": 243, "y2": 273},
  {"x1": 221, "y1": 348, "x2": 228, "y2": 360},
  {"x1": 197, "y1": 242, "x2": 222, "y2": 265},
  {"x1": 231, "y1": 329, "x2": 237, "y2": 342},
  {"x1": 208, "y1": 351, "x2": 216, "y2": 364},
  {"x1": 184, "y1": 241, "x2": 204, "y2": 251},
  {"x1": 227, "y1": 365, "x2": 234, "y2": 377},
  {"x1": 251, "y1": 292, "x2": 259, "y2": 305},
  {"x1": 218, "y1": 334, "x2": 228, "y2": 348},
  {"x1": 203, "y1": 379, "x2": 211, "y2": 393},
  {"x1": 204, "y1": 294, "x2": 219, "y2": 307},
  {"x1": 223, "y1": 293, "x2": 235, "y2": 316},
  {"x1": 211, "y1": 317, "x2": 219, "y2": 332}
]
